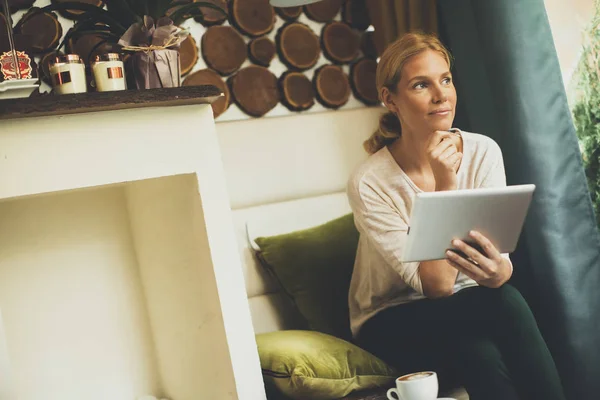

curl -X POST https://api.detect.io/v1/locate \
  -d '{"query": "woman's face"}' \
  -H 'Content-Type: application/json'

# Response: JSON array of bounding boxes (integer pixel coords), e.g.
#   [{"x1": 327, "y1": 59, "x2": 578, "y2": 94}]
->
[{"x1": 382, "y1": 49, "x2": 457, "y2": 135}]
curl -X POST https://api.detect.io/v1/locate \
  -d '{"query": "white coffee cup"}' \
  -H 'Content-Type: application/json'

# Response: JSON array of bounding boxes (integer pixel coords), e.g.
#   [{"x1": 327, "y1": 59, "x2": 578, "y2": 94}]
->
[{"x1": 387, "y1": 371, "x2": 439, "y2": 400}]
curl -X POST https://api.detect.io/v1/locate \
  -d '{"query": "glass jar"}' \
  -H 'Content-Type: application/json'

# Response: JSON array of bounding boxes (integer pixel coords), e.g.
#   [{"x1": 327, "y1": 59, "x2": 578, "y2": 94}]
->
[
  {"x1": 92, "y1": 53, "x2": 126, "y2": 92},
  {"x1": 48, "y1": 54, "x2": 87, "y2": 94}
]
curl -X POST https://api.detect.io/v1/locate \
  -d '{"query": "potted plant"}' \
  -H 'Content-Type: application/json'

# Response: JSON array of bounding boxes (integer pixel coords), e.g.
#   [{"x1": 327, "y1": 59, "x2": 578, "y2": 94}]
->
[
  {"x1": 35, "y1": 0, "x2": 225, "y2": 89},
  {"x1": 572, "y1": 0, "x2": 600, "y2": 226}
]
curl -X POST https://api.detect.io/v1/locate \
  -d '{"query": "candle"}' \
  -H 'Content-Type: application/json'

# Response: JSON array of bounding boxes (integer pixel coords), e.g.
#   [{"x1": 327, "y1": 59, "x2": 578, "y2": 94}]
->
[
  {"x1": 92, "y1": 53, "x2": 126, "y2": 92},
  {"x1": 49, "y1": 54, "x2": 87, "y2": 95}
]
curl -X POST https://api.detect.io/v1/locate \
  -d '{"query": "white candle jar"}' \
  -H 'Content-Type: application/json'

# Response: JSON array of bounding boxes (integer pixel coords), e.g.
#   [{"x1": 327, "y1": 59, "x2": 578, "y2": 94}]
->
[
  {"x1": 92, "y1": 53, "x2": 126, "y2": 92},
  {"x1": 49, "y1": 54, "x2": 87, "y2": 94}
]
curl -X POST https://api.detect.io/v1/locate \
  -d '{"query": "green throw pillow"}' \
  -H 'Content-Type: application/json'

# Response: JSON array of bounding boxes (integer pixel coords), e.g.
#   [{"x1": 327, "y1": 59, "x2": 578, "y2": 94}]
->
[
  {"x1": 255, "y1": 213, "x2": 359, "y2": 340},
  {"x1": 257, "y1": 330, "x2": 396, "y2": 400}
]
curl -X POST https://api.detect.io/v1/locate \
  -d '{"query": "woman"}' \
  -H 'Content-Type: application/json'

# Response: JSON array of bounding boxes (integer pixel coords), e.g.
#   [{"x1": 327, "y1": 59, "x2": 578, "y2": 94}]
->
[{"x1": 347, "y1": 32, "x2": 566, "y2": 400}]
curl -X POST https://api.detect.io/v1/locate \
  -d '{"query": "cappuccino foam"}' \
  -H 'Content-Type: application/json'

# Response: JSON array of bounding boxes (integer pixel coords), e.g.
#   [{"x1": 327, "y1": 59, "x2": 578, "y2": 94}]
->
[{"x1": 398, "y1": 372, "x2": 434, "y2": 381}]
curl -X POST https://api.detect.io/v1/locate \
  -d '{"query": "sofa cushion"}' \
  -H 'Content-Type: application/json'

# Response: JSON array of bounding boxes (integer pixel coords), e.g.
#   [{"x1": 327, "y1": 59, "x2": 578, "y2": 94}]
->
[
  {"x1": 254, "y1": 213, "x2": 359, "y2": 340},
  {"x1": 257, "y1": 330, "x2": 396, "y2": 400}
]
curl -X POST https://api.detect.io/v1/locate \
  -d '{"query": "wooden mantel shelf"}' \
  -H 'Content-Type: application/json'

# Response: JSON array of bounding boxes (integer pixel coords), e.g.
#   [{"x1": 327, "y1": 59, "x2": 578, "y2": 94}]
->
[{"x1": 0, "y1": 85, "x2": 223, "y2": 120}]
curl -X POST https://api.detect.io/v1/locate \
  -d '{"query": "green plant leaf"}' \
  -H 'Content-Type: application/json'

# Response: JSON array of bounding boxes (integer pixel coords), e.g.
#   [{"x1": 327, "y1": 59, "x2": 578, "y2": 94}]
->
[{"x1": 103, "y1": 0, "x2": 141, "y2": 27}]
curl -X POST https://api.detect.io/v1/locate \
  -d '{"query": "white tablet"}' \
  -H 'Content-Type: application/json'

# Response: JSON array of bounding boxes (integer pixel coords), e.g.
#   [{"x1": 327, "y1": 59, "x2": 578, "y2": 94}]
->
[{"x1": 401, "y1": 184, "x2": 536, "y2": 262}]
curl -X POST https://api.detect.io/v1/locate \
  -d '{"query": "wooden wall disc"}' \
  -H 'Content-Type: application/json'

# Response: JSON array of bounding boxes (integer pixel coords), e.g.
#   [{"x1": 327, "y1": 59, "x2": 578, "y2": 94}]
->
[
  {"x1": 230, "y1": 0, "x2": 276, "y2": 38},
  {"x1": 193, "y1": 0, "x2": 228, "y2": 26},
  {"x1": 228, "y1": 65, "x2": 279, "y2": 117},
  {"x1": 321, "y1": 21, "x2": 359, "y2": 64},
  {"x1": 350, "y1": 58, "x2": 378, "y2": 105},
  {"x1": 313, "y1": 64, "x2": 351, "y2": 109},
  {"x1": 8, "y1": 0, "x2": 36, "y2": 13},
  {"x1": 14, "y1": 8, "x2": 62, "y2": 55},
  {"x1": 304, "y1": 0, "x2": 342, "y2": 23},
  {"x1": 276, "y1": 22, "x2": 320, "y2": 71},
  {"x1": 248, "y1": 36, "x2": 276, "y2": 67},
  {"x1": 201, "y1": 25, "x2": 247, "y2": 76},
  {"x1": 183, "y1": 68, "x2": 230, "y2": 118},
  {"x1": 67, "y1": 32, "x2": 120, "y2": 64},
  {"x1": 179, "y1": 34, "x2": 198, "y2": 76},
  {"x1": 51, "y1": 0, "x2": 104, "y2": 20},
  {"x1": 275, "y1": 6, "x2": 302, "y2": 21},
  {"x1": 342, "y1": 0, "x2": 371, "y2": 31},
  {"x1": 360, "y1": 30, "x2": 378, "y2": 59},
  {"x1": 279, "y1": 71, "x2": 314, "y2": 112}
]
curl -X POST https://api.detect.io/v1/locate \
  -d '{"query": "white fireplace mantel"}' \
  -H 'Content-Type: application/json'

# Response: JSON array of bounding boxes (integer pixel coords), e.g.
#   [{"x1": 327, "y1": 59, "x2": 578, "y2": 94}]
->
[{"x1": 0, "y1": 91, "x2": 265, "y2": 400}]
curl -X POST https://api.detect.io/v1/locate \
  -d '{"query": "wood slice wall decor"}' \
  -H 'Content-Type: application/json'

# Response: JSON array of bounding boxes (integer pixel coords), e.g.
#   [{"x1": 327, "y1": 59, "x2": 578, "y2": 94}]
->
[
  {"x1": 321, "y1": 21, "x2": 359, "y2": 64},
  {"x1": 313, "y1": 64, "x2": 351, "y2": 109},
  {"x1": 50, "y1": 0, "x2": 104, "y2": 20},
  {"x1": 201, "y1": 25, "x2": 247, "y2": 76},
  {"x1": 193, "y1": 0, "x2": 228, "y2": 26},
  {"x1": 279, "y1": 71, "x2": 314, "y2": 112},
  {"x1": 179, "y1": 35, "x2": 198, "y2": 76},
  {"x1": 14, "y1": 8, "x2": 62, "y2": 55},
  {"x1": 230, "y1": 0, "x2": 276, "y2": 38},
  {"x1": 248, "y1": 36, "x2": 276, "y2": 67},
  {"x1": 350, "y1": 58, "x2": 378, "y2": 105},
  {"x1": 360, "y1": 31, "x2": 378, "y2": 59},
  {"x1": 276, "y1": 22, "x2": 320, "y2": 71},
  {"x1": 183, "y1": 68, "x2": 230, "y2": 117},
  {"x1": 8, "y1": 0, "x2": 35, "y2": 13},
  {"x1": 67, "y1": 32, "x2": 120, "y2": 64},
  {"x1": 342, "y1": 0, "x2": 371, "y2": 31},
  {"x1": 228, "y1": 65, "x2": 279, "y2": 117},
  {"x1": 274, "y1": 6, "x2": 302, "y2": 21},
  {"x1": 304, "y1": 0, "x2": 343, "y2": 23}
]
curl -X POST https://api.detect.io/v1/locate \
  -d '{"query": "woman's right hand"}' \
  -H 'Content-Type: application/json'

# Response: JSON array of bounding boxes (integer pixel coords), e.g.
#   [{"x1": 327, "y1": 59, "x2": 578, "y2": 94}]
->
[{"x1": 427, "y1": 130, "x2": 462, "y2": 191}]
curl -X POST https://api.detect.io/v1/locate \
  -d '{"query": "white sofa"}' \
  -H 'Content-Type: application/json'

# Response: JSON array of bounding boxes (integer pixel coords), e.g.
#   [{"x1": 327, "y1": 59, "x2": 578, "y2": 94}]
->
[{"x1": 218, "y1": 107, "x2": 468, "y2": 399}]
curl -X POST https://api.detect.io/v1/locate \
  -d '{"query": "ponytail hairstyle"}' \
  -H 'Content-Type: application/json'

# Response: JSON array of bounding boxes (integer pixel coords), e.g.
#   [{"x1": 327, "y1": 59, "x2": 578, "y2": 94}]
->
[{"x1": 363, "y1": 32, "x2": 453, "y2": 154}]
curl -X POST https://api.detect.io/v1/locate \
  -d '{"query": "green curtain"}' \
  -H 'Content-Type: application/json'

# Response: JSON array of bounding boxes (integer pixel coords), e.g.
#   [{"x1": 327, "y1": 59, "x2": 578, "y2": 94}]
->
[{"x1": 438, "y1": 1, "x2": 600, "y2": 398}]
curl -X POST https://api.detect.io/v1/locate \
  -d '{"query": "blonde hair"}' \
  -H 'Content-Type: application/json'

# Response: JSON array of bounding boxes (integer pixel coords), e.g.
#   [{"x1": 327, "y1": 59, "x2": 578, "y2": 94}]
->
[{"x1": 363, "y1": 32, "x2": 453, "y2": 154}]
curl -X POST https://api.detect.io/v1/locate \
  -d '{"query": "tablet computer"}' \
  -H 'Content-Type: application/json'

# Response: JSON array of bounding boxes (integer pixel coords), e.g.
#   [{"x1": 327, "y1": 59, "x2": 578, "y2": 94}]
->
[{"x1": 401, "y1": 184, "x2": 536, "y2": 262}]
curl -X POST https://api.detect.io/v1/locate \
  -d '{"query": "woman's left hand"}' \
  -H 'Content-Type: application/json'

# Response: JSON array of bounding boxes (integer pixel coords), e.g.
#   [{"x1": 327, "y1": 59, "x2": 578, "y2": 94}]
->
[{"x1": 445, "y1": 230, "x2": 512, "y2": 288}]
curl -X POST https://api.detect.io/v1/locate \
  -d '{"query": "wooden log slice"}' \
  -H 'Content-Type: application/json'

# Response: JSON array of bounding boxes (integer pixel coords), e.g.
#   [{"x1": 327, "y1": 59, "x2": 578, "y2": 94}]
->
[
  {"x1": 321, "y1": 21, "x2": 359, "y2": 64},
  {"x1": 51, "y1": 0, "x2": 104, "y2": 20},
  {"x1": 279, "y1": 71, "x2": 314, "y2": 112},
  {"x1": 350, "y1": 58, "x2": 378, "y2": 105},
  {"x1": 183, "y1": 68, "x2": 230, "y2": 118},
  {"x1": 8, "y1": 0, "x2": 36, "y2": 13},
  {"x1": 313, "y1": 64, "x2": 350, "y2": 109},
  {"x1": 193, "y1": 0, "x2": 228, "y2": 26},
  {"x1": 304, "y1": 0, "x2": 342, "y2": 23},
  {"x1": 275, "y1": 6, "x2": 302, "y2": 21},
  {"x1": 230, "y1": 0, "x2": 276, "y2": 38},
  {"x1": 67, "y1": 31, "x2": 121, "y2": 65},
  {"x1": 14, "y1": 8, "x2": 62, "y2": 55},
  {"x1": 179, "y1": 34, "x2": 198, "y2": 76},
  {"x1": 342, "y1": 0, "x2": 370, "y2": 31},
  {"x1": 360, "y1": 30, "x2": 378, "y2": 59},
  {"x1": 248, "y1": 36, "x2": 275, "y2": 67},
  {"x1": 228, "y1": 65, "x2": 279, "y2": 117},
  {"x1": 201, "y1": 25, "x2": 247, "y2": 76},
  {"x1": 276, "y1": 22, "x2": 320, "y2": 71}
]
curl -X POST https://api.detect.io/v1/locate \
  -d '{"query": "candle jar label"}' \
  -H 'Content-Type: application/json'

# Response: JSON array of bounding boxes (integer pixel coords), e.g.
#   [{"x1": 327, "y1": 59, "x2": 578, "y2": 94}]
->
[
  {"x1": 52, "y1": 71, "x2": 72, "y2": 86},
  {"x1": 107, "y1": 66, "x2": 124, "y2": 79},
  {"x1": 0, "y1": 51, "x2": 33, "y2": 80}
]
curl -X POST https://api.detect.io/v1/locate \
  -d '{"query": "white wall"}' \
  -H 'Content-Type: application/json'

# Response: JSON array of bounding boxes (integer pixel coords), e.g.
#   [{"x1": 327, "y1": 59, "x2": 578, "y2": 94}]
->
[
  {"x1": 0, "y1": 186, "x2": 160, "y2": 400},
  {"x1": 216, "y1": 107, "x2": 384, "y2": 209}
]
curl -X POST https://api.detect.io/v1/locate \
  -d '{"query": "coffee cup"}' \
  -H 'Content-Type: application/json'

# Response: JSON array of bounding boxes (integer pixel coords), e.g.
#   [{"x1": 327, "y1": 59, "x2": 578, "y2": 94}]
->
[{"x1": 387, "y1": 371, "x2": 438, "y2": 400}]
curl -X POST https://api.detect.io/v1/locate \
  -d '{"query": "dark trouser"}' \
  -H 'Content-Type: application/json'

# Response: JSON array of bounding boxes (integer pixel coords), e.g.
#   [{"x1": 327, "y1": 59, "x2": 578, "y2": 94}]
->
[{"x1": 356, "y1": 285, "x2": 566, "y2": 400}]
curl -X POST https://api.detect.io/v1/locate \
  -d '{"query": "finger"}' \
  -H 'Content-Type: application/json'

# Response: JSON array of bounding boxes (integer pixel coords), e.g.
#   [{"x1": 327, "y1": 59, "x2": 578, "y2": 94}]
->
[
  {"x1": 445, "y1": 251, "x2": 490, "y2": 281},
  {"x1": 428, "y1": 131, "x2": 452, "y2": 150},
  {"x1": 468, "y1": 231, "x2": 502, "y2": 262},
  {"x1": 430, "y1": 138, "x2": 456, "y2": 158},
  {"x1": 451, "y1": 239, "x2": 493, "y2": 270},
  {"x1": 447, "y1": 152, "x2": 462, "y2": 170}
]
